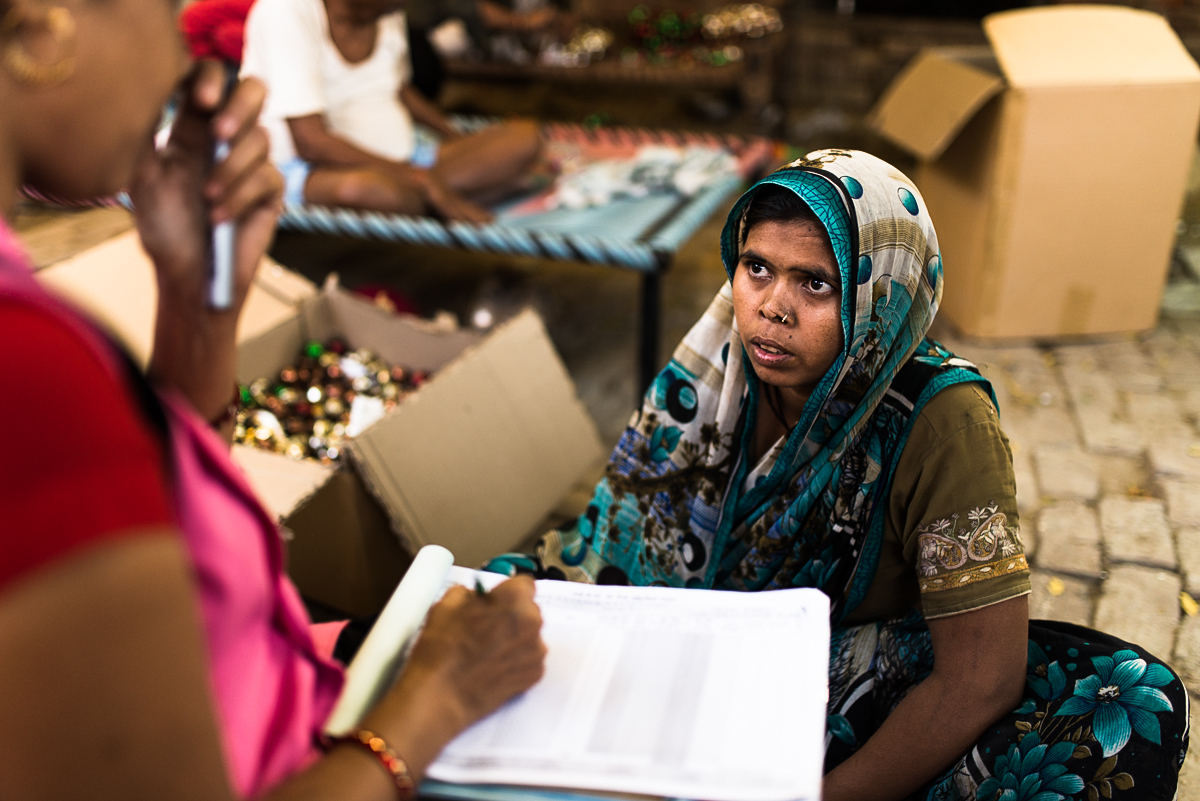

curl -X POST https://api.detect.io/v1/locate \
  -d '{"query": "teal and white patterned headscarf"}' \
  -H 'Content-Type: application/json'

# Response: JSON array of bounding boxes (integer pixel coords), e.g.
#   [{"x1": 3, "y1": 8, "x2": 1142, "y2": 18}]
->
[{"x1": 521, "y1": 149, "x2": 988, "y2": 623}]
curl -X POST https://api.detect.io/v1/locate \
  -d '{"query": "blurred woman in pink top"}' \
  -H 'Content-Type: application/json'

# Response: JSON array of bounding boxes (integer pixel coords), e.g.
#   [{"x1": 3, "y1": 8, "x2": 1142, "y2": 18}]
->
[{"x1": 0, "y1": 0, "x2": 546, "y2": 798}]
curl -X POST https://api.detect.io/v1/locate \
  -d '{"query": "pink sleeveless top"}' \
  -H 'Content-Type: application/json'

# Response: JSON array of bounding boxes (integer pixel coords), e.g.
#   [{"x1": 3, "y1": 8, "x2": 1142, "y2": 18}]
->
[{"x1": 0, "y1": 222, "x2": 344, "y2": 798}]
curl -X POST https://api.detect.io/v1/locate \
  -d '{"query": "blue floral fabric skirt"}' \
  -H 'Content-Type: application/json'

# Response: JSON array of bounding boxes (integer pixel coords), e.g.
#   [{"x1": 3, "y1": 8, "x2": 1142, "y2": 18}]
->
[{"x1": 826, "y1": 615, "x2": 1190, "y2": 800}]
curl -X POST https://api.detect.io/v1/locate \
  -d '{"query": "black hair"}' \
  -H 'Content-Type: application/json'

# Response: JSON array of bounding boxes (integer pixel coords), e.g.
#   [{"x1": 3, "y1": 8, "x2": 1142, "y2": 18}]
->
[{"x1": 739, "y1": 184, "x2": 826, "y2": 247}]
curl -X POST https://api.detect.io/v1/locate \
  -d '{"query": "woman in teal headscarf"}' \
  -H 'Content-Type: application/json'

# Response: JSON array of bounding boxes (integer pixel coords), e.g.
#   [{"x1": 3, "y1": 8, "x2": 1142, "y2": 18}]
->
[{"x1": 489, "y1": 150, "x2": 1189, "y2": 799}]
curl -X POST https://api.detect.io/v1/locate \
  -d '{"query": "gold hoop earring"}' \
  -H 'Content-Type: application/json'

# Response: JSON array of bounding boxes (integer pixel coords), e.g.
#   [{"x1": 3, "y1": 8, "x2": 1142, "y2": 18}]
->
[{"x1": 2, "y1": 6, "x2": 76, "y2": 86}]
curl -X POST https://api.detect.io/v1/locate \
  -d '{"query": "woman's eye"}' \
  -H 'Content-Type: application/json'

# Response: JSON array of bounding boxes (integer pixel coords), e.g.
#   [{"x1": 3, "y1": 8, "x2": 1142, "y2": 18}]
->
[
  {"x1": 745, "y1": 261, "x2": 769, "y2": 277},
  {"x1": 807, "y1": 278, "x2": 834, "y2": 295}
]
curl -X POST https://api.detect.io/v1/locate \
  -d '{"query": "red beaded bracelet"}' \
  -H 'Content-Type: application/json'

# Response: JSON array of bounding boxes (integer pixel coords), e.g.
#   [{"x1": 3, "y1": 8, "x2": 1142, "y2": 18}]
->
[{"x1": 323, "y1": 730, "x2": 416, "y2": 800}]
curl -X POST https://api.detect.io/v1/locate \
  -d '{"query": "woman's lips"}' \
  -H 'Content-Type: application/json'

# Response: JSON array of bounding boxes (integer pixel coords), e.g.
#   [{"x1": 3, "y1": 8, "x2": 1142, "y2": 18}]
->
[{"x1": 750, "y1": 336, "x2": 794, "y2": 367}]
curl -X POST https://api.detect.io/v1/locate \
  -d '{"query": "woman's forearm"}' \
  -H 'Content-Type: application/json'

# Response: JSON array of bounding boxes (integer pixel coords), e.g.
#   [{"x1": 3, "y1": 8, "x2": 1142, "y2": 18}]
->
[
  {"x1": 823, "y1": 669, "x2": 1021, "y2": 801},
  {"x1": 149, "y1": 293, "x2": 240, "y2": 422},
  {"x1": 264, "y1": 668, "x2": 466, "y2": 801},
  {"x1": 268, "y1": 580, "x2": 546, "y2": 801},
  {"x1": 398, "y1": 86, "x2": 457, "y2": 139}
]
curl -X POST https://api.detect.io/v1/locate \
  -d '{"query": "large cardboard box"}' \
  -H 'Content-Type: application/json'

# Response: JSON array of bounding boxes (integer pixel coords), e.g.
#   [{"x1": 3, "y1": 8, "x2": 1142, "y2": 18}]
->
[
  {"x1": 235, "y1": 280, "x2": 605, "y2": 616},
  {"x1": 230, "y1": 444, "x2": 406, "y2": 619},
  {"x1": 37, "y1": 229, "x2": 310, "y2": 362},
  {"x1": 868, "y1": 5, "x2": 1200, "y2": 339}
]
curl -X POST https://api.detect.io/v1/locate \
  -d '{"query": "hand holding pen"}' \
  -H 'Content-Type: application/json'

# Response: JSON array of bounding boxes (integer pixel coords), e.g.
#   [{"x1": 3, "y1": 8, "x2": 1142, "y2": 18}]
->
[
  {"x1": 397, "y1": 575, "x2": 545, "y2": 733},
  {"x1": 131, "y1": 61, "x2": 283, "y2": 423}
]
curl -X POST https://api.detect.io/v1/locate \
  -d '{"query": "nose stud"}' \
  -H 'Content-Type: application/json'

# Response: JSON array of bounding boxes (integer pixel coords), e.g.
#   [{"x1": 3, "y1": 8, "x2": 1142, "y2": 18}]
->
[{"x1": 763, "y1": 302, "x2": 792, "y2": 323}]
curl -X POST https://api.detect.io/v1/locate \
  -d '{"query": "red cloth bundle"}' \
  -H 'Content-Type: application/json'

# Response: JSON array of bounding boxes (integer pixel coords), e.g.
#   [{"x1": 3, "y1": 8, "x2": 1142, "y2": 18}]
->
[{"x1": 179, "y1": 0, "x2": 256, "y2": 63}]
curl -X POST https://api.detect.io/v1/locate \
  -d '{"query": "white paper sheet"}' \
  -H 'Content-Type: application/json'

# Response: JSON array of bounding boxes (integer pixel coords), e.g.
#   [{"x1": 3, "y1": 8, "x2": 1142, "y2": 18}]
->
[{"x1": 429, "y1": 570, "x2": 830, "y2": 801}]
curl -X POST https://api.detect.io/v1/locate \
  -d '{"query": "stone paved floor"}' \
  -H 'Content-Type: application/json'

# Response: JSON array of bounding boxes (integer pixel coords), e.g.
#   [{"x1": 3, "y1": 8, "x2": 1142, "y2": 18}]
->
[
  {"x1": 928, "y1": 318, "x2": 1200, "y2": 798},
  {"x1": 929, "y1": 321, "x2": 1200, "y2": 664}
]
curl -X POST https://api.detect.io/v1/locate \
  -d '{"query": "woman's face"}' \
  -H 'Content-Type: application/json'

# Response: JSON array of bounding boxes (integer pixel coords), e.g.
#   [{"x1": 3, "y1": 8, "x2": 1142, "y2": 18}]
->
[
  {"x1": 12, "y1": 0, "x2": 189, "y2": 199},
  {"x1": 731, "y1": 218, "x2": 844, "y2": 401}
]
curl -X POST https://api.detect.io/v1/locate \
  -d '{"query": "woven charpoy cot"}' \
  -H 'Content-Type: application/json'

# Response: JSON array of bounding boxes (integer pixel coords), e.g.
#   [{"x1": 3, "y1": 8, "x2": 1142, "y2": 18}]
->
[{"x1": 277, "y1": 120, "x2": 779, "y2": 393}]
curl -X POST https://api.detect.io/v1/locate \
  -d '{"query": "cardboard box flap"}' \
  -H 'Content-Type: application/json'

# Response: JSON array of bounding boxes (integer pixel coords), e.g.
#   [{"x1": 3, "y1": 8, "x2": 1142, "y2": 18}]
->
[
  {"x1": 867, "y1": 47, "x2": 1004, "y2": 161},
  {"x1": 254, "y1": 260, "x2": 318, "y2": 307},
  {"x1": 984, "y1": 5, "x2": 1200, "y2": 89},
  {"x1": 37, "y1": 230, "x2": 159, "y2": 364},
  {"x1": 240, "y1": 260, "x2": 314, "y2": 343},
  {"x1": 303, "y1": 288, "x2": 483, "y2": 373},
  {"x1": 39, "y1": 230, "x2": 314, "y2": 369},
  {"x1": 231, "y1": 444, "x2": 335, "y2": 520},
  {"x1": 349, "y1": 307, "x2": 604, "y2": 567}
]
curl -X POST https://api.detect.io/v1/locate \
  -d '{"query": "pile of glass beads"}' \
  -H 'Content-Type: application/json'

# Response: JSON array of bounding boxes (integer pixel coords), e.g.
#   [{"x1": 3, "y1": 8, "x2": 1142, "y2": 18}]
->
[
  {"x1": 700, "y1": 4, "x2": 783, "y2": 40},
  {"x1": 539, "y1": 26, "x2": 614, "y2": 67},
  {"x1": 619, "y1": 4, "x2": 764, "y2": 67},
  {"x1": 234, "y1": 338, "x2": 427, "y2": 464},
  {"x1": 627, "y1": 6, "x2": 702, "y2": 53}
]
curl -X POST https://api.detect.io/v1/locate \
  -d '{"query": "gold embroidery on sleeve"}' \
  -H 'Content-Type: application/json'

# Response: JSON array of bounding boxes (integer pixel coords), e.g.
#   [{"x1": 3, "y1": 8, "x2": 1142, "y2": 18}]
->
[{"x1": 916, "y1": 502, "x2": 1027, "y2": 593}]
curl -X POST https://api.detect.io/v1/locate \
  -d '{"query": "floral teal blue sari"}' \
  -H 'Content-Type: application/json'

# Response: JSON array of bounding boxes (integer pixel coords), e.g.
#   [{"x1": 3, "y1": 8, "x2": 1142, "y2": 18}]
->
[{"x1": 487, "y1": 151, "x2": 1189, "y2": 799}]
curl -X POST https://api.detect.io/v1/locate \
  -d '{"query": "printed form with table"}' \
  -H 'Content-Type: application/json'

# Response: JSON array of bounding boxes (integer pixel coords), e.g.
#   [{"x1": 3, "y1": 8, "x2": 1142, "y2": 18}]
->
[{"x1": 327, "y1": 546, "x2": 832, "y2": 801}]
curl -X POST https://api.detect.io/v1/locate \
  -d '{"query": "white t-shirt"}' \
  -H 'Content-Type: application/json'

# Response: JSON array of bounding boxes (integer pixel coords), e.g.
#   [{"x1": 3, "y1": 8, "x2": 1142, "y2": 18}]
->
[{"x1": 241, "y1": 0, "x2": 416, "y2": 165}]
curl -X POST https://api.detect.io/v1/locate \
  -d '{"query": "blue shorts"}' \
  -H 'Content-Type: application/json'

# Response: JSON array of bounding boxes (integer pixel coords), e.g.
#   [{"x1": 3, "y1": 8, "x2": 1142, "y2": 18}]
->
[
  {"x1": 411, "y1": 126, "x2": 441, "y2": 169},
  {"x1": 278, "y1": 157, "x2": 312, "y2": 208},
  {"x1": 277, "y1": 127, "x2": 441, "y2": 207}
]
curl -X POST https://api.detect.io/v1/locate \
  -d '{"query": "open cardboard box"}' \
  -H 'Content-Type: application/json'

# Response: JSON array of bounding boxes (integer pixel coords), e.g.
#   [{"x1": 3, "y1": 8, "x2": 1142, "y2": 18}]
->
[
  {"x1": 38, "y1": 229, "x2": 605, "y2": 618},
  {"x1": 235, "y1": 278, "x2": 605, "y2": 617},
  {"x1": 868, "y1": 5, "x2": 1200, "y2": 339}
]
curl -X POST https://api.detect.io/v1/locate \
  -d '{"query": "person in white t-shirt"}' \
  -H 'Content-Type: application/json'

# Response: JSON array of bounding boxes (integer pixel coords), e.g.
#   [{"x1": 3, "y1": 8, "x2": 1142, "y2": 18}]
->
[{"x1": 241, "y1": 0, "x2": 542, "y2": 222}]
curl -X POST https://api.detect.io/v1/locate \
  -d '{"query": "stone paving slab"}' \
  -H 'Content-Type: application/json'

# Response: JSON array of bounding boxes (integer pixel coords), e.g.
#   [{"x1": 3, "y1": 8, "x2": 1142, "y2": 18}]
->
[
  {"x1": 1174, "y1": 616, "x2": 1200, "y2": 697},
  {"x1": 984, "y1": 348, "x2": 1079, "y2": 451},
  {"x1": 1094, "y1": 565, "x2": 1181, "y2": 660},
  {"x1": 1004, "y1": 406, "x2": 1081, "y2": 456},
  {"x1": 1146, "y1": 335, "x2": 1200, "y2": 392},
  {"x1": 1178, "y1": 528, "x2": 1200, "y2": 597},
  {"x1": 1057, "y1": 352, "x2": 1144, "y2": 457},
  {"x1": 1096, "y1": 454, "x2": 1151, "y2": 497},
  {"x1": 1144, "y1": 332, "x2": 1200, "y2": 391},
  {"x1": 1166, "y1": 480, "x2": 1200, "y2": 529},
  {"x1": 1012, "y1": 445, "x2": 1040, "y2": 519},
  {"x1": 1128, "y1": 392, "x2": 1194, "y2": 442},
  {"x1": 1184, "y1": 388, "x2": 1200, "y2": 421},
  {"x1": 1093, "y1": 341, "x2": 1164, "y2": 394},
  {"x1": 1149, "y1": 439, "x2": 1200, "y2": 482},
  {"x1": 1028, "y1": 569, "x2": 1093, "y2": 627},
  {"x1": 1099, "y1": 495, "x2": 1177, "y2": 571},
  {"x1": 1036, "y1": 502, "x2": 1103, "y2": 578},
  {"x1": 1167, "y1": 318, "x2": 1200, "y2": 350},
  {"x1": 1034, "y1": 446, "x2": 1101, "y2": 502}
]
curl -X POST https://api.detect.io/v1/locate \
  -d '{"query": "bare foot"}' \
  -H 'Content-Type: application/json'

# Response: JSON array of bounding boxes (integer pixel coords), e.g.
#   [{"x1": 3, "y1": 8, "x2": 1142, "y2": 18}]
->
[{"x1": 423, "y1": 175, "x2": 494, "y2": 224}]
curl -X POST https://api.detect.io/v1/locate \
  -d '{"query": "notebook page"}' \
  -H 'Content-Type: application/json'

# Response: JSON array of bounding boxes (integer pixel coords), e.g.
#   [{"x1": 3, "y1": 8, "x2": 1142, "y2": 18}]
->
[{"x1": 428, "y1": 575, "x2": 829, "y2": 801}]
